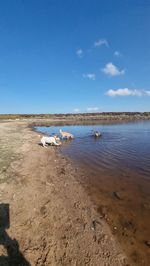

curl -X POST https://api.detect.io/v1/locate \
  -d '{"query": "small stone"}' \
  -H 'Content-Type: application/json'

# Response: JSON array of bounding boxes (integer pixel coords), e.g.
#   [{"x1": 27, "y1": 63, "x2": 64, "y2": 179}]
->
[
  {"x1": 113, "y1": 191, "x2": 122, "y2": 200},
  {"x1": 91, "y1": 220, "x2": 96, "y2": 231},
  {"x1": 85, "y1": 257, "x2": 90, "y2": 264},
  {"x1": 40, "y1": 206, "x2": 47, "y2": 215},
  {"x1": 97, "y1": 205, "x2": 107, "y2": 218},
  {"x1": 93, "y1": 235, "x2": 97, "y2": 242},
  {"x1": 2, "y1": 167, "x2": 7, "y2": 172},
  {"x1": 144, "y1": 240, "x2": 150, "y2": 248},
  {"x1": 73, "y1": 201, "x2": 80, "y2": 208},
  {"x1": 60, "y1": 167, "x2": 65, "y2": 175}
]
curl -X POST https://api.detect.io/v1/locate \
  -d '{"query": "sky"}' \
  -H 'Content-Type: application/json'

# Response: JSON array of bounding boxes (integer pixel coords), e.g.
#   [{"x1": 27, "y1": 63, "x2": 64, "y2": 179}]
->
[{"x1": 0, "y1": 0, "x2": 150, "y2": 114}]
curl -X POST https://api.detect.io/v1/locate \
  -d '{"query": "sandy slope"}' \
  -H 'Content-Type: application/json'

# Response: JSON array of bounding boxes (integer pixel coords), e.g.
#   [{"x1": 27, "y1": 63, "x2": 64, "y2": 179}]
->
[{"x1": 0, "y1": 121, "x2": 131, "y2": 266}]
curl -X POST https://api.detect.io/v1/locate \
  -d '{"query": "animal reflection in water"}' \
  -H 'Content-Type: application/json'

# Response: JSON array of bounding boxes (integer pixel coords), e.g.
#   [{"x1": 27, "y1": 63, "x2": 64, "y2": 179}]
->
[{"x1": 0, "y1": 203, "x2": 31, "y2": 266}]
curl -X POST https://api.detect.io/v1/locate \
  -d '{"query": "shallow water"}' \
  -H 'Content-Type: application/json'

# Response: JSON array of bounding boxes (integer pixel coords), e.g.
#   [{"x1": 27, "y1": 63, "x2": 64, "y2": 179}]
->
[
  {"x1": 36, "y1": 120, "x2": 150, "y2": 265},
  {"x1": 36, "y1": 121, "x2": 150, "y2": 179}
]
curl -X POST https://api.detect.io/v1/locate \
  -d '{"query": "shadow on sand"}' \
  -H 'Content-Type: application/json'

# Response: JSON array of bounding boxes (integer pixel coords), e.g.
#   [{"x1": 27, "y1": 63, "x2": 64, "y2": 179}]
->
[{"x1": 0, "y1": 203, "x2": 31, "y2": 266}]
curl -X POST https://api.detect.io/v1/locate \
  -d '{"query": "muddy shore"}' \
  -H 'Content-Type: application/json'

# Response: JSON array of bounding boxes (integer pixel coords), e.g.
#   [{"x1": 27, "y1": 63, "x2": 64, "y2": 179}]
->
[{"x1": 0, "y1": 120, "x2": 139, "y2": 265}]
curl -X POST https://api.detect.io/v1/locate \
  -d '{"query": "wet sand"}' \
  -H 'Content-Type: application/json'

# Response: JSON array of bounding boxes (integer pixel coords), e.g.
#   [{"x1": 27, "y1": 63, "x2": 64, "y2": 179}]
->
[
  {"x1": 0, "y1": 120, "x2": 130, "y2": 266},
  {"x1": 73, "y1": 165, "x2": 150, "y2": 266}
]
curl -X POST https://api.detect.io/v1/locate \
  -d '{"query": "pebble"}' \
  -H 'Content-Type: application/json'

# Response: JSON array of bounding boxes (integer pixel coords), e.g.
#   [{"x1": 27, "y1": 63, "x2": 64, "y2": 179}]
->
[
  {"x1": 91, "y1": 219, "x2": 101, "y2": 231},
  {"x1": 113, "y1": 191, "x2": 122, "y2": 200},
  {"x1": 91, "y1": 220, "x2": 96, "y2": 231},
  {"x1": 97, "y1": 205, "x2": 107, "y2": 218},
  {"x1": 73, "y1": 201, "x2": 80, "y2": 208},
  {"x1": 85, "y1": 256, "x2": 90, "y2": 264},
  {"x1": 2, "y1": 167, "x2": 7, "y2": 172},
  {"x1": 144, "y1": 240, "x2": 150, "y2": 248}
]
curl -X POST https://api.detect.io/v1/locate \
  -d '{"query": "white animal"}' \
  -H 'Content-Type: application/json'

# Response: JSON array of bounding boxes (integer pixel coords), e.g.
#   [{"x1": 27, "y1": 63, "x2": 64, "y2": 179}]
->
[
  {"x1": 60, "y1": 129, "x2": 74, "y2": 139},
  {"x1": 41, "y1": 136, "x2": 61, "y2": 147},
  {"x1": 54, "y1": 135, "x2": 61, "y2": 142}
]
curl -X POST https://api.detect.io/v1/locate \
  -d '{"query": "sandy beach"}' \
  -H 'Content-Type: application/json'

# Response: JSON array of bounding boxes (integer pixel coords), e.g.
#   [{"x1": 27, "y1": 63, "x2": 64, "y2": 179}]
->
[{"x1": 0, "y1": 120, "x2": 133, "y2": 266}]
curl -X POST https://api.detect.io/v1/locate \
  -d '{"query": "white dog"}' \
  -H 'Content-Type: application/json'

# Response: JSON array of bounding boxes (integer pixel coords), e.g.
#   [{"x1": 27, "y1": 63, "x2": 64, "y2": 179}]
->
[{"x1": 41, "y1": 136, "x2": 61, "y2": 147}]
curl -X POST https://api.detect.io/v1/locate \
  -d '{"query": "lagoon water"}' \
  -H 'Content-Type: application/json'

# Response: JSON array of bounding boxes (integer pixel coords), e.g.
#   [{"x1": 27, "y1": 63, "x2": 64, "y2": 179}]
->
[
  {"x1": 36, "y1": 120, "x2": 150, "y2": 265},
  {"x1": 36, "y1": 120, "x2": 150, "y2": 179}
]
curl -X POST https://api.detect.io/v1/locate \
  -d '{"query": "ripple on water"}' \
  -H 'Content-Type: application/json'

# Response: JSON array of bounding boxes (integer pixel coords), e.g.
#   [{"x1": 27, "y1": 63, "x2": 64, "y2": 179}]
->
[{"x1": 36, "y1": 121, "x2": 150, "y2": 179}]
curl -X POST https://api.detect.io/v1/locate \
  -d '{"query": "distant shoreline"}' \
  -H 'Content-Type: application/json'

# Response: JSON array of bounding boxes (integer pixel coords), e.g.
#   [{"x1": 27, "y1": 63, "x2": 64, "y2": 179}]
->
[{"x1": 0, "y1": 112, "x2": 150, "y2": 122}]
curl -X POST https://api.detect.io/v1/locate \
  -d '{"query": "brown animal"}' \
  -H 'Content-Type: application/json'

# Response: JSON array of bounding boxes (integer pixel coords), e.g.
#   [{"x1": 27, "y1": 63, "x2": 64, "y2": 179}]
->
[{"x1": 60, "y1": 129, "x2": 74, "y2": 139}]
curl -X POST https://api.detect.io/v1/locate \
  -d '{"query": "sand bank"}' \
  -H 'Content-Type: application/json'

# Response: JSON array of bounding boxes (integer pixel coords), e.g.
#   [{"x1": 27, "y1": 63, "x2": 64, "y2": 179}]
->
[{"x1": 0, "y1": 120, "x2": 132, "y2": 265}]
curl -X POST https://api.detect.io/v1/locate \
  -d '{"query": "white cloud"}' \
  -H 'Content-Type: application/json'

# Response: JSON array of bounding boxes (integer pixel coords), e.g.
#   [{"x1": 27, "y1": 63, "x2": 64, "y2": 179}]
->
[
  {"x1": 106, "y1": 88, "x2": 150, "y2": 97},
  {"x1": 87, "y1": 107, "x2": 99, "y2": 112},
  {"x1": 83, "y1": 73, "x2": 96, "y2": 80},
  {"x1": 102, "y1": 62, "x2": 125, "y2": 76},
  {"x1": 94, "y1": 38, "x2": 109, "y2": 47},
  {"x1": 145, "y1": 90, "x2": 150, "y2": 96},
  {"x1": 114, "y1": 50, "x2": 122, "y2": 57},
  {"x1": 73, "y1": 108, "x2": 80, "y2": 113},
  {"x1": 76, "y1": 49, "x2": 83, "y2": 57}
]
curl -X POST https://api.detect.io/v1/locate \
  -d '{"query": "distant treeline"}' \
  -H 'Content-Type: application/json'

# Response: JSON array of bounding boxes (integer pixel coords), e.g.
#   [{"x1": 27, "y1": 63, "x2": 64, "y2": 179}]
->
[{"x1": 0, "y1": 112, "x2": 150, "y2": 121}]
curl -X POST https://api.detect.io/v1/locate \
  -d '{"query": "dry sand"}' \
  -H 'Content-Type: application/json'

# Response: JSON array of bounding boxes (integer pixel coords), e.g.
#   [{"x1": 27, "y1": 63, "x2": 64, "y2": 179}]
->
[{"x1": 0, "y1": 120, "x2": 132, "y2": 265}]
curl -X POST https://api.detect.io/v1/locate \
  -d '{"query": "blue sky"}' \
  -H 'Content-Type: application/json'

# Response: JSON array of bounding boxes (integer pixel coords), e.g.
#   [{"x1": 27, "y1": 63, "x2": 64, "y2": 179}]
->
[{"x1": 0, "y1": 0, "x2": 150, "y2": 113}]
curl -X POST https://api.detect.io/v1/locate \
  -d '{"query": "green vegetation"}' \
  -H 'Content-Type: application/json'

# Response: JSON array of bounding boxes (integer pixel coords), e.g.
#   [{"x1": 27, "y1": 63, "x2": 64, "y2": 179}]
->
[{"x1": 0, "y1": 112, "x2": 150, "y2": 121}]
